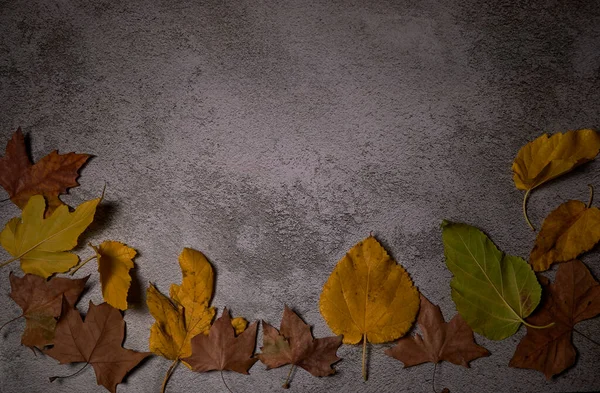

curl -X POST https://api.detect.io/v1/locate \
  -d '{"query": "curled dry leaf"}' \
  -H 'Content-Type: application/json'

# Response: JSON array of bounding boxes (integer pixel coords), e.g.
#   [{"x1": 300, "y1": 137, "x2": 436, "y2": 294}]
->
[
  {"x1": 0, "y1": 128, "x2": 90, "y2": 216},
  {"x1": 511, "y1": 128, "x2": 600, "y2": 230},
  {"x1": 386, "y1": 295, "x2": 489, "y2": 367},
  {"x1": 45, "y1": 300, "x2": 150, "y2": 393},
  {"x1": 441, "y1": 221, "x2": 545, "y2": 340},
  {"x1": 0, "y1": 195, "x2": 100, "y2": 278},
  {"x1": 257, "y1": 305, "x2": 342, "y2": 387},
  {"x1": 319, "y1": 236, "x2": 419, "y2": 380},
  {"x1": 182, "y1": 308, "x2": 258, "y2": 374},
  {"x1": 146, "y1": 248, "x2": 215, "y2": 392},
  {"x1": 5, "y1": 273, "x2": 88, "y2": 348},
  {"x1": 92, "y1": 241, "x2": 136, "y2": 311},
  {"x1": 509, "y1": 260, "x2": 600, "y2": 378},
  {"x1": 530, "y1": 199, "x2": 600, "y2": 271}
]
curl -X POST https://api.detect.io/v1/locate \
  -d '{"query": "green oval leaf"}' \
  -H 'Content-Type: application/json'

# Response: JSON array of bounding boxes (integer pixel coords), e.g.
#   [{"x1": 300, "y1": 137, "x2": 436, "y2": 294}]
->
[{"x1": 441, "y1": 220, "x2": 542, "y2": 340}]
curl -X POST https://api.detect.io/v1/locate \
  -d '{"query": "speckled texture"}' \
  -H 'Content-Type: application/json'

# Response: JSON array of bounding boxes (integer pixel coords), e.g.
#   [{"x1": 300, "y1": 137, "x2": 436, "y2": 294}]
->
[{"x1": 1, "y1": 0, "x2": 599, "y2": 392}]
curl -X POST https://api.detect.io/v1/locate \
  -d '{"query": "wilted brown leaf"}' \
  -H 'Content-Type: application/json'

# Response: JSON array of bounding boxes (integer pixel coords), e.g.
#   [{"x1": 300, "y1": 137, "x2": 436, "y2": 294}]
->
[
  {"x1": 509, "y1": 260, "x2": 600, "y2": 378},
  {"x1": 0, "y1": 128, "x2": 90, "y2": 216},
  {"x1": 4, "y1": 273, "x2": 88, "y2": 348},
  {"x1": 182, "y1": 308, "x2": 258, "y2": 374},
  {"x1": 385, "y1": 295, "x2": 489, "y2": 367},
  {"x1": 46, "y1": 300, "x2": 150, "y2": 393},
  {"x1": 257, "y1": 305, "x2": 342, "y2": 387}
]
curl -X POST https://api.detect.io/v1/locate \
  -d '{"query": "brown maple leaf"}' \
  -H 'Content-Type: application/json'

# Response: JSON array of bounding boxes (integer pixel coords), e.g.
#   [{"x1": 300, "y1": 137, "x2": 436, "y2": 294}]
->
[
  {"x1": 182, "y1": 308, "x2": 258, "y2": 374},
  {"x1": 257, "y1": 305, "x2": 342, "y2": 388},
  {"x1": 0, "y1": 128, "x2": 90, "y2": 216},
  {"x1": 509, "y1": 259, "x2": 600, "y2": 379},
  {"x1": 385, "y1": 295, "x2": 489, "y2": 367},
  {"x1": 45, "y1": 300, "x2": 150, "y2": 393},
  {"x1": 3, "y1": 273, "x2": 88, "y2": 348}
]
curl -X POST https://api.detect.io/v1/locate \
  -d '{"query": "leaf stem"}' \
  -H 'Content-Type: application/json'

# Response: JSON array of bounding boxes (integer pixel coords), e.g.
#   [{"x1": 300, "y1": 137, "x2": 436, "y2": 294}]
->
[
  {"x1": 0, "y1": 315, "x2": 23, "y2": 332},
  {"x1": 161, "y1": 359, "x2": 179, "y2": 393},
  {"x1": 432, "y1": 363, "x2": 437, "y2": 393},
  {"x1": 70, "y1": 254, "x2": 97, "y2": 276},
  {"x1": 574, "y1": 328, "x2": 600, "y2": 347},
  {"x1": 521, "y1": 320, "x2": 554, "y2": 330},
  {"x1": 522, "y1": 189, "x2": 535, "y2": 231},
  {"x1": 282, "y1": 364, "x2": 296, "y2": 389},
  {"x1": 0, "y1": 255, "x2": 19, "y2": 269},
  {"x1": 587, "y1": 184, "x2": 594, "y2": 208},
  {"x1": 221, "y1": 370, "x2": 233, "y2": 393},
  {"x1": 362, "y1": 333, "x2": 368, "y2": 381},
  {"x1": 49, "y1": 362, "x2": 89, "y2": 382}
]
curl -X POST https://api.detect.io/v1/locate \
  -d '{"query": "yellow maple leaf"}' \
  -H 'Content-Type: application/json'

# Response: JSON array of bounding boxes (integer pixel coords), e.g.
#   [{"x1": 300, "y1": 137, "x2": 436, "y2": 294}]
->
[
  {"x1": 530, "y1": 199, "x2": 600, "y2": 271},
  {"x1": 319, "y1": 236, "x2": 419, "y2": 380},
  {"x1": 92, "y1": 241, "x2": 136, "y2": 311},
  {"x1": 0, "y1": 195, "x2": 100, "y2": 278},
  {"x1": 512, "y1": 129, "x2": 600, "y2": 230},
  {"x1": 147, "y1": 248, "x2": 216, "y2": 393}
]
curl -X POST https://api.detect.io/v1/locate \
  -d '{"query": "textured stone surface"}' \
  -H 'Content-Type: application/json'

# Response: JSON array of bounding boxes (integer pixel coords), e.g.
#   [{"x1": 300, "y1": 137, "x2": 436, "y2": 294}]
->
[{"x1": 1, "y1": 0, "x2": 599, "y2": 392}]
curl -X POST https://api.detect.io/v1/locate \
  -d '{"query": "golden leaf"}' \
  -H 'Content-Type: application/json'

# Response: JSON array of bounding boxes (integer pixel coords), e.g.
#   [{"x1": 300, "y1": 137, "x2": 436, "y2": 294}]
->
[
  {"x1": 0, "y1": 195, "x2": 100, "y2": 278},
  {"x1": 147, "y1": 248, "x2": 216, "y2": 393},
  {"x1": 147, "y1": 248, "x2": 215, "y2": 361},
  {"x1": 530, "y1": 199, "x2": 600, "y2": 271},
  {"x1": 92, "y1": 241, "x2": 136, "y2": 311},
  {"x1": 512, "y1": 129, "x2": 600, "y2": 230},
  {"x1": 319, "y1": 236, "x2": 419, "y2": 380}
]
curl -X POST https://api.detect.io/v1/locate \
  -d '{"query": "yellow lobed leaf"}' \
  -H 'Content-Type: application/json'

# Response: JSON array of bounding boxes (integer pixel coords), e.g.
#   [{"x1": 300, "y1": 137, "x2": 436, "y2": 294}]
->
[
  {"x1": 530, "y1": 200, "x2": 600, "y2": 271},
  {"x1": 93, "y1": 241, "x2": 136, "y2": 311},
  {"x1": 512, "y1": 129, "x2": 600, "y2": 191},
  {"x1": 319, "y1": 236, "x2": 420, "y2": 345},
  {"x1": 0, "y1": 195, "x2": 100, "y2": 278},
  {"x1": 147, "y1": 248, "x2": 215, "y2": 362}
]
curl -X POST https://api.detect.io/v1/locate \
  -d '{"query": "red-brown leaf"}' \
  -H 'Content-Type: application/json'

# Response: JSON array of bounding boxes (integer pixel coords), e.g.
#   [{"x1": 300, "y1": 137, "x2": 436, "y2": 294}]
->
[
  {"x1": 257, "y1": 305, "x2": 342, "y2": 377},
  {"x1": 509, "y1": 260, "x2": 600, "y2": 378},
  {"x1": 45, "y1": 300, "x2": 150, "y2": 393},
  {"x1": 385, "y1": 295, "x2": 489, "y2": 367},
  {"x1": 0, "y1": 128, "x2": 90, "y2": 216},
  {"x1": 182, "y1": 308, "x2": 258, "y2": 374},
  {"x1": 7, "y1": 273, "x2": 88, "y2": 348}
]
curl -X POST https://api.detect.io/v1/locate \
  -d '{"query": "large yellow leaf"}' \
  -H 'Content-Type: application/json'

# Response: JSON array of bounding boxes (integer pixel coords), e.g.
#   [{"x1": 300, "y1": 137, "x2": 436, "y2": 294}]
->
[
  {"x1": 319, "y1": 236, "x2": 419, "y2": 380},
  {"x1": 530, "y1": 200, "x2": 600, "y2": 271},
  {"x1": 147, "y1": 248, "x2": 215, "y2": 362},
  {"x1": 512, "y1": 129, "x2": 600, "y2": 230},
  {"x1": 92, "y1": 241, "x2": 136, "y2": 311},
  {"x1": 0, "y1": 195, "x2": 100, "y2": 278}
]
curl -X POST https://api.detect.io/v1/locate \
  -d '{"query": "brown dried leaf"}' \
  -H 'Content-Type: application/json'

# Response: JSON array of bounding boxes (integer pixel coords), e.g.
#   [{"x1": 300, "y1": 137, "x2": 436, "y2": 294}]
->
[
  {"x1": 386, "y1": 295, "x2": 489, "y2": 367},
  {"x1": 0, "y1": 128, "x2": 90, "y2": 216},
  {"x1": 509, "y1": 260, "x2": 600, "y2": 378},
  {"x1": 45, "y1": 300, "x2": 150, "y2": 393},
  {"x1": 257, "y1": 305, "x2": 342, "y2": 378},
  {"x1": 6, "y1": 273, "x2": 88, "y2": 348},
  {"x1": 182, "y1": 308, "x2": 258, "y2": 374}
]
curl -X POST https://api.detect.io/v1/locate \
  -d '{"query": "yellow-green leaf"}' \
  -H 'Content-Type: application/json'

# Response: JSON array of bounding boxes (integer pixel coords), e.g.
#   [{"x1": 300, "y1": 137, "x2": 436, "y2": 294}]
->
[
  {"x1": 441, "y1": 220, "x2": 544, "y2": 340},
  {"x1": 93, "y1": 241, "x2": 136, "y2": 311},
  {"x1": 530, "y1": 200, "x2": 600, "y2": 271},
  {"x1": 147, "y1": 248, "x2": 215, "y2": 362},
  {"x1": 512, "y1": 129, "x2": 600, "y2": 230},
  {"x1": 319, "y1": 236, "x2": 419, "y2": 380},
  {"x1": 0, "y1": 195, "x2": 100, "y2": 278}
]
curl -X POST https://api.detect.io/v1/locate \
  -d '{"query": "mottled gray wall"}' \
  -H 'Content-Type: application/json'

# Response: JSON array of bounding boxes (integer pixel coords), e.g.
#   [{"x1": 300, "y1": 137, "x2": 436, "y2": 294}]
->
[{"x1": 1, "y1": 0, "x2": 599, "y2": 392}]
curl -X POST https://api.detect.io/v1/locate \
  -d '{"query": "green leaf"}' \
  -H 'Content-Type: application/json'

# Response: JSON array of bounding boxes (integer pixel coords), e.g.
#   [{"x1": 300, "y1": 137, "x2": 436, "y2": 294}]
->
[{"x1": 441, "y1": 220, "x2": 542, "y2": 340}]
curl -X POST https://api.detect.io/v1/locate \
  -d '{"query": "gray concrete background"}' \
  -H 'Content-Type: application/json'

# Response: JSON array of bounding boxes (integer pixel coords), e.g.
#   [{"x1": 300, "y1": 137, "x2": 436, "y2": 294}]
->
[{"x1": 0, "y1": 0, "x2": 599, "y2": 392}]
